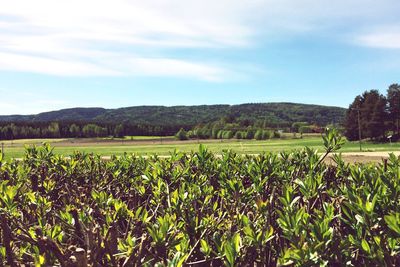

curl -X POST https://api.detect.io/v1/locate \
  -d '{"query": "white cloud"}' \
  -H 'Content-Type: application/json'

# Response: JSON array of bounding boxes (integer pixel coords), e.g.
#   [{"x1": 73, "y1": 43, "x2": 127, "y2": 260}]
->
[
  {"x1": 0, "y1": 0, "x2": 257, "y2": 80},
  {"x1": 122, "y1": 58, "x2": 227, "y2": 81},
  {"x1": 355, "y1": 29, "x2": 400, "y2": 49},
  {"x1": 0, "y1": 0, "x2": 399, "y2": 79},
  {"x1": 0, "y1": 52, "x2": 121, "y2": 76},
  {"x1": 0, "y1": 0, "x2": 257, "y2": 46}
]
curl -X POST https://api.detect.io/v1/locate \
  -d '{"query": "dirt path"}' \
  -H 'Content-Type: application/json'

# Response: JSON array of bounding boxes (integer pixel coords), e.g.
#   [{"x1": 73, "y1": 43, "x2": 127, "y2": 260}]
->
[{"x1": 329, "y1": 151, "x2": 400, "y2": 164}]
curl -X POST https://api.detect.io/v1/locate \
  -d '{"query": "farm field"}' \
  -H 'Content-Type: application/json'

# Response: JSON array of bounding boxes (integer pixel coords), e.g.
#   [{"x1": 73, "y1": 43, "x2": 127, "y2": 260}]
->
[{"x1": 1, "y1": 135, "x2": 400, "y2": 161}]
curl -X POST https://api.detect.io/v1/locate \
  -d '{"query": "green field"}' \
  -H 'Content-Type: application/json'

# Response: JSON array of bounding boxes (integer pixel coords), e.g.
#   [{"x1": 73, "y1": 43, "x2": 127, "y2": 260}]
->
[
  {"x1": 106, "y1": 135, "x2": 175, "y2": 140},
  {"x1": 2, "y1": 135, "x2": 400, "y2": 159}
]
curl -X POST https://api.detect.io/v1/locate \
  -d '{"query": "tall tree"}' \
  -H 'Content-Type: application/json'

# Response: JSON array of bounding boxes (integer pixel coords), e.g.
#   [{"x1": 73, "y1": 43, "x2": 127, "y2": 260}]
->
[
  {"x1": 345, "y1": 90, "x2": 387, "y2": 141},
  {"x1": 345, "y1": 96, "x2": 362, "y2": 141},
  {"x1": 113, "y1": 124, "x2": 124, "y2": 138},
  {"x1": 69, "y1": 124, "x2": 81, "y2": 137},
  {"x1": 362, "y1": 90, "x2": 386, "y2": 139},
  {"x1": 48, "y1": 122, "x2": 60, "y2": 138},
  {"x1": 387, "y1": 83, "x2": 400, "y2": 134}
]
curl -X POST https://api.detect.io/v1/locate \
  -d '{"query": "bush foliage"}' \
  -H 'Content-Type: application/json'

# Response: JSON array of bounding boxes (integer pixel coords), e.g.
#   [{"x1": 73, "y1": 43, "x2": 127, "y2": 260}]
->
[{"x1": 0, "y1": 130, "x2": 399, "y2": 266}]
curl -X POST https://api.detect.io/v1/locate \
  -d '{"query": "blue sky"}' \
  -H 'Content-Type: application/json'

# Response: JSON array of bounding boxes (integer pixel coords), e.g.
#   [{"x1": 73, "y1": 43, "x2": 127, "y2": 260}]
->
[{"x1": 1, "y1": 0, "x2": 400, "y2": 114}]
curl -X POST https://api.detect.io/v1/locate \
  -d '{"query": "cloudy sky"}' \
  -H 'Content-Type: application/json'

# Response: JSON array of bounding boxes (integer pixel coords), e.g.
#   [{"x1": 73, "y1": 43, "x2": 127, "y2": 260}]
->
[{"x1": 1, "y1": 0, "x2": 400, "y2": 114}]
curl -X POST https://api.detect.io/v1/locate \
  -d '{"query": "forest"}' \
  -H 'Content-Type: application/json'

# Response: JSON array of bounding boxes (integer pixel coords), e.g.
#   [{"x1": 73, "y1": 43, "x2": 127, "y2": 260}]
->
[
  {"x1": 0, "y1": 103, "x2": 345, "y2": 140},
  {"x1": 345, "y1": 84, "x2": 400, "y2": 141}
]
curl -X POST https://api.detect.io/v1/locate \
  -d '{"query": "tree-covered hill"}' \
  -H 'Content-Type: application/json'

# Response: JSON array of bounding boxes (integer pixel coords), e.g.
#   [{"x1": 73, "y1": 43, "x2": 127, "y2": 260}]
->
[
  {"x1": 229, "y1": 103, "x2": 344, "y2": 126},
  {"x1": 96, "y1": 105, "x2": 230, "y2": 126},
  {"x1": 33, "y1": 107, "x2": 107, "y2": 122},
  {"x1": 0, "y1": 103, "x2": 345, "y2": 127},
  {"x1": 0, "y1": 108, "x2": 105, "y2": 122},
  {"x1": 0, "y1": 114, "x2": 35, "y2": 122}
]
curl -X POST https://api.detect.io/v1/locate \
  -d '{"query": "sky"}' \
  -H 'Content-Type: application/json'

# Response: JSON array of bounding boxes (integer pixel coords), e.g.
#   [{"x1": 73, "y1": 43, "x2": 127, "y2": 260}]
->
[{"x1": 1, "y1": 0, "x2": 400, "y2": 115}]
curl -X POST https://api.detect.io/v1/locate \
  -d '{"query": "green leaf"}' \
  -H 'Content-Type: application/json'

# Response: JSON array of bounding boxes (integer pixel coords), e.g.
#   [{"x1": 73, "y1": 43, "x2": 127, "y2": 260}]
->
[
  {"x1": 365, "y1": 201, "x2": 373, "y2": 213},
  {"x1": 348, "y1": 234, "x2": 356, "y2": 245},
  {"x1": 243, "y1": 226, "x2": 255, "y2": 241},
  {"x1": 35, "y1": 254, "x2": 45, "y2": 267},
  {"x1": 200, "y1": 239, "x2": 210, "y2": 255},
  {"x1": 384, "y1": 214, "x2": 400, "y2": 235},
  {"x1": 0, "y1": 246, "x2": 6, "y2": 258},
  {"x1": 355, "y1": 214, "x2": 365, "y2": 225},
  {"x1": 233, "y1": 233, "x2": 241, "y2": 253},
  {"x1": 224, "y1": 242, "x2": 235, "y2": 267},
  {"x1": 5, "y1": 185, "x2": 17, "y2": 201},
  {"x1": 361, "y1": 239, "x2": 371, "y2": 254}
]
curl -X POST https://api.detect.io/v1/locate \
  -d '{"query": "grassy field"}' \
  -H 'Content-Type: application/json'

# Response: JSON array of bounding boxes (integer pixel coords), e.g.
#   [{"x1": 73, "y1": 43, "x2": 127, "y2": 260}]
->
[
  {"x1": 2, "y1": 135, "x2": 400, "y2": 159},
  {"x1": 104, "y1": 135, "x2": 175, "y2": 141}
]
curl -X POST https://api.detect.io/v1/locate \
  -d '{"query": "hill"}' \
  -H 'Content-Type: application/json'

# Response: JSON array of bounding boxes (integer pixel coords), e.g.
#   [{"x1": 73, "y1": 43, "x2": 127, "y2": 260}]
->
[
  {"x1": 33, "y1": 107, "x2": 106, "y2": 122},
  {"x1": 0, "y1": 103, "x2": 345, "y2": 127}
]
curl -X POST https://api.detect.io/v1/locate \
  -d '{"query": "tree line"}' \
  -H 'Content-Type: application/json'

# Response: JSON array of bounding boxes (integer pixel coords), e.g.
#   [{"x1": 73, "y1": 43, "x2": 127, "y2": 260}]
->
[
  {"x1": 174, "y1": 118, "x2": 331, "y2": 141},
  {"x1": 174, "y1": 118, "x2": 285, "y2": 141},
  {"x1": 175, "y1": 127, "x2": 281, "y2": 141},
  {"x1": 344, "y1": 83, "x2": 400, "y2": 141},
  {"x1": 0, "y1": 122, "x2": 181, "y2": 140}
]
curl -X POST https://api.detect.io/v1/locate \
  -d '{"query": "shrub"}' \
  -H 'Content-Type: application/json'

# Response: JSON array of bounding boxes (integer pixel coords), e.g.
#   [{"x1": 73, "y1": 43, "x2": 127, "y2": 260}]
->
[
  {"x1": 4, "y1": 130, "x2": 400, "y2": 266},
  {"x1": 175, "y1": 128, "x2": 188, "y2": 140}
]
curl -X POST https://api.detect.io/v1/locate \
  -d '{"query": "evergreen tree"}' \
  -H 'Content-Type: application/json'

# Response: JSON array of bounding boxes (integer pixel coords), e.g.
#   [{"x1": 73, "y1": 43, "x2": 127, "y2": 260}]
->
[
  {"x1": 362, "y1": 90, "x2": 387, "y2": 139},
  {"x1": 387, "y1": 83, "x2": 400, "y2": 134},
  {"x1": 345, "y1": 90, "x2": 387, "y2": 141}
]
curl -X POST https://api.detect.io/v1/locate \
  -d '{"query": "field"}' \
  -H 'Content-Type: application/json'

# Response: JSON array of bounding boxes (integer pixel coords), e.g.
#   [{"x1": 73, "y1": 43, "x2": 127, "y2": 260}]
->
[
  {"x1": 1, "y1": 130, "x2": 400, "y2": 266},
  {"x1": 1, "y1": 135, "x2": 400, "y2": 161}
]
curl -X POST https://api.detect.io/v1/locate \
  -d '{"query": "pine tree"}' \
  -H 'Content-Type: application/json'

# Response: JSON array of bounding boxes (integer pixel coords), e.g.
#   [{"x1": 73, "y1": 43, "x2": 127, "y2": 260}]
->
[
  {"x1": 387, "y1": 83, "x2": 400, "y2": 134},
  {"x1": 345, "y1": 90, "x2": 387, "y2": 141}
]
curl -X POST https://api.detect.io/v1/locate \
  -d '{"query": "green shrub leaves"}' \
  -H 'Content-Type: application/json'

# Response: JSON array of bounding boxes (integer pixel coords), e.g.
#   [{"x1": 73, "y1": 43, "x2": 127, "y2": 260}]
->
[{"x1": 0, "y1": 133, "x2": 399, "y2": 266}]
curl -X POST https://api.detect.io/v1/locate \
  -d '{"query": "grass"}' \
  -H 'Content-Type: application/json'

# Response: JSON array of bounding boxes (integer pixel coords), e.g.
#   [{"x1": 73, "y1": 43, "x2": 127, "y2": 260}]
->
[
  {"x1": 2, "y1": 135, "x2": 400, "y2": 159},
  {"x1": 103, "y1": 135, "x2": 174, "y2": 141},
  {"x1": 0, "y1": 138, "x2": 68, "y2": 145}
]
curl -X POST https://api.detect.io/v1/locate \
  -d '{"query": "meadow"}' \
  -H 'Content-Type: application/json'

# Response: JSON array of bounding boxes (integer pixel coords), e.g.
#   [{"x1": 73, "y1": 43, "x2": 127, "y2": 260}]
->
[{"x1": 1, "y1": 135, "x2": 400, "y2": 160}]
